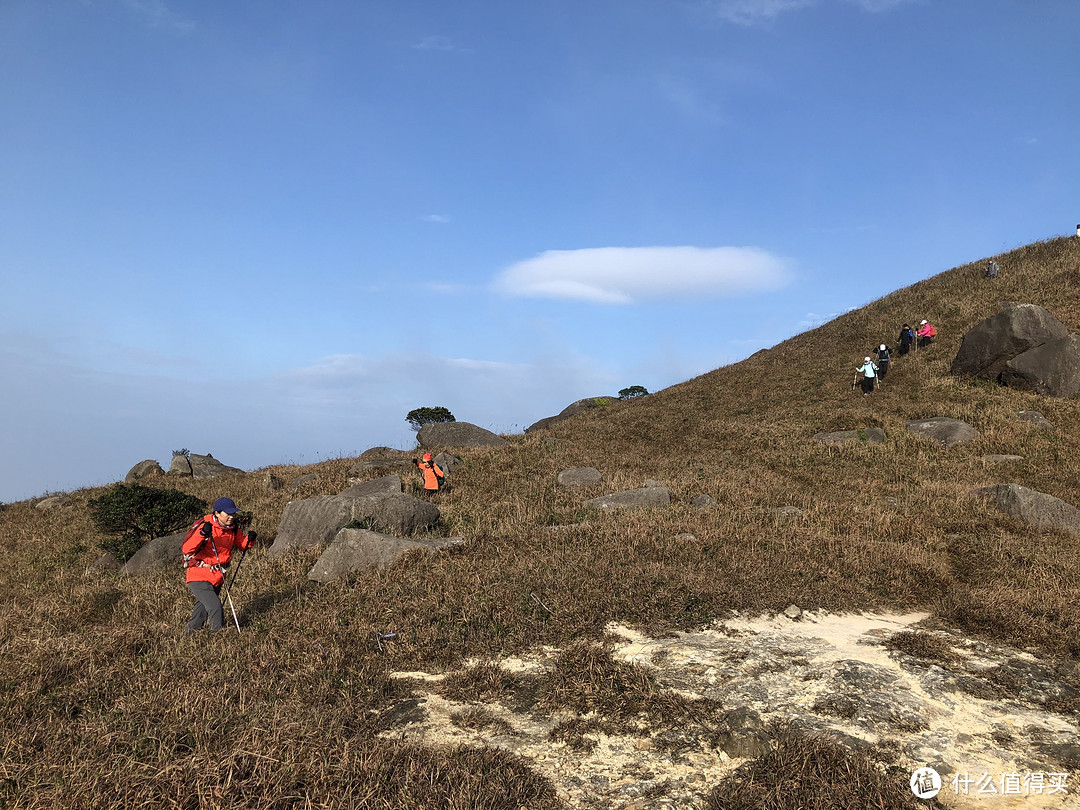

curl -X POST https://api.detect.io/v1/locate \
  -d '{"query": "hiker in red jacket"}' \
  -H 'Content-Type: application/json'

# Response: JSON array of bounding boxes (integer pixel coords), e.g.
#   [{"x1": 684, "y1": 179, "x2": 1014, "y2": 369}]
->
[
  {"x1": 916, "y1": 319, "x2": 937, "y2": 348},
  {"x1": 412, "y1": 453, "x2": 445, "y2": 495},
  {"x1": 181, "y1": 497, "x2": 256, "y2": 633}
]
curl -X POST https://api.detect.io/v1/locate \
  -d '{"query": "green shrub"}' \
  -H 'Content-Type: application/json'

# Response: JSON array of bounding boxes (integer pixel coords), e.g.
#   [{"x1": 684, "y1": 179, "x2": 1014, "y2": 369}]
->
[
  {"x1": 88, "y1": 484, "x2": 207, "y2": 562},
  {"x1": 406, "y1": 406, "x2": 456, "y2": 432}
]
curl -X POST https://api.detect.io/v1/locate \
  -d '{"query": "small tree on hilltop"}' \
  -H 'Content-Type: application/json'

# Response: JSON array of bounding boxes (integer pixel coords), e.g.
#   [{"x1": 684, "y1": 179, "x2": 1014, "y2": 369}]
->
[
  {"x1": 618, "y1": 385, "x2": 649, "y2": 400},
  {"x1": 89, "y1": 484, "x2": 207, "y2": 562},
  {"x1": 406, "y1": 406, "x2": 456, "y2": 432}
]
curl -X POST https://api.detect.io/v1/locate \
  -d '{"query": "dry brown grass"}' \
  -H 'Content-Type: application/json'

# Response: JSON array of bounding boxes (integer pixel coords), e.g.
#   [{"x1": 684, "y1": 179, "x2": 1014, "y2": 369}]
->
[{"x1": 3, "y1": 236, "x2": 1080, "y2": 807}]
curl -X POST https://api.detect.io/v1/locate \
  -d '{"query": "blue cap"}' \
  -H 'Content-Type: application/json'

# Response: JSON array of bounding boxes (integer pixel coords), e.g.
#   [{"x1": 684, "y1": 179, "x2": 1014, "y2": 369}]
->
[{"x1": 213, "y1": 497, "x2": 239, "y2": 514}]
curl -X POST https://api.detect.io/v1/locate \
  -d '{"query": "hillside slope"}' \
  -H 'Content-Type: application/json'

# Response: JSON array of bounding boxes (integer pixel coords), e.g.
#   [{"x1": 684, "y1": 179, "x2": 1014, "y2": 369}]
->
[{"x1": 2, "y1": 236, "x2": 1078, "y2": 809}]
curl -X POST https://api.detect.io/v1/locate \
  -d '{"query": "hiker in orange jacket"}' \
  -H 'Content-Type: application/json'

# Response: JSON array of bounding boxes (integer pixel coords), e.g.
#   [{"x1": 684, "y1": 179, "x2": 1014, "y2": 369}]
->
[
  {"x1": 916, "y1": 319, "x2": 937, "y2": 348},
  {"x1": 181, "y1": 497, "x2": 256, "y2": 633},
  {"x1": 412, "y1": 453, "x2": 445, "y2": 494}
]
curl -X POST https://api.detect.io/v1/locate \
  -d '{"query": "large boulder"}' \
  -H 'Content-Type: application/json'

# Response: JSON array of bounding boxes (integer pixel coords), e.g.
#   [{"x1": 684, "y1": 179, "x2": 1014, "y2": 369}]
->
[
  {"x1": 360, "y1": 446, "x2": 406, "y2": 458},
  {"x1": 418, "y1": 421, "x2": 510, "y2": 449},
  {"x1": 950, "y1": 304, "x2": 1069, "y2": 380},
  {"x1": 125, "y1": 459, "x2": 164, "y2": 483},
  {"x1": 526, "y1": 396, "x2": 618, "y2": 433},
  {"x1": 351, "y1": 493, "x2": 439, "y2": 536},
  {"x1": 1000, "y1": 336, "x2": 1080, "y2": 398},
  {"x1": 121, "y1": 531, "x2": 185, "y2": 576},
  {"x1": 271, "y1": 494, "x2": 357, "y2": 556},
  {"x1": 308, "y1": 528, "x2": 465, "y2": 583},
  {"x1": 339, "y1": 475, "x2": 403, "y2": 497},
  {"x1": 189, "y1": 453, "x2": 245, "y2": 479},
  {"x1": 586, "y1": 487, "x2": 670, "y2": 512},
  {"x1": 974, "y1": 484, "x2": 1080, "y2": 536},
  {"x1": 905, "y1": 417, "x2": 980, "y2": 448}
]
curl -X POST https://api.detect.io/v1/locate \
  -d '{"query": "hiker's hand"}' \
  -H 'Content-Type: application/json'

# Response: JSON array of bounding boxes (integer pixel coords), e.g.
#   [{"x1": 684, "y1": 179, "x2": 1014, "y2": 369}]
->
[
  {"x1": 247, "y1": 530, "x2": 258, "y2": 547},
  {"x1": 200, "y1": 522, "x2": 213, "y2": 539},
  {"x1": 411, "y1": 458, "x2": 418, "y2": 465}
]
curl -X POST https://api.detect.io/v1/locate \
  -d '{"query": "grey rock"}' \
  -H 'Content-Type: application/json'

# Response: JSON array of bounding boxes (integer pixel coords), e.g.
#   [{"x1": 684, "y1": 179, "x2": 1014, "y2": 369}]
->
[
  {"x1": 690, "y1": 494, "x2": 715, "y2": 510},
  {"x1": 950, "y1": 304, "x2": 1069, "y2": 380},
  {"x1": 168, "y1": 455, "x2": 193, "y2": 476},
  {"x1": 339, "y1": 475, "x2": 403, "y2": 497},
  {"x1": 585, "y1": 487, "x2": 670, "y2": 512},
  {"x1": 35, "y1": 495, "x2": 71, "y2": 511},
  {"x1": 526, "y1": 396, "x2": 619, "y2": 433},
  {"x1": 557, "y1": 467, "x2": 603, "y2": 489},
  {"x1": 771, "y1": 506, "x2": 803, "y2": 525},
  {"x1": 121, "y1": 531, "x2": 185, "y2": 576},
  {"x1": 812, "y1": 428, "x2": 886, "y2": 445},
  {"x1": 351, "y1": 493, "x2": 439, "y2": 536},
  {"x1": 1018, "y1": 410, "x2": 1055, "y2": 432},
  {"x1": 1001, "y1": 335, "x2": 1080, "y2": 397},
  {"x1": 308, "y1": 528, "x2": 465, "y2": 583},
  {"x1": 418, "y1": 421, "x2": 511, "y2": 449},
  {"x1": 905, "y1": 417, "x2": 980, "y2": 448},
  {"x1": 125, "y1": 459, "x2": 164, "y2": 483},
  {"x1": 783, "y1": 604, "x2": 802, "y2": 619},
  {"x1": 270, "y1": 494, "x2": 357, "y2": 555},
  {"x1": 265, "y1": 472, "x2": 285, "y2": 492},
  {"x1": 360, "y1": 446, "x2": 405, "y2": 458},
  {"x1": 187, "y1": 453, "x2": 244, "y2": 479},
  {"x1": 433, "y1": 452, "x2": 461, "y2": 475},
  {"x1": 974, "y1": 483, "x2": 1080, "y2": 536},
  {"x1": 289, "y1": 473, "x2": 319, "y2": 491},
  {"x1": 675, "y1": 533, "x2": 697, "y2": 542},
  {"x1": 87, "y1": 552, "x2": 121, "y2": 574}
]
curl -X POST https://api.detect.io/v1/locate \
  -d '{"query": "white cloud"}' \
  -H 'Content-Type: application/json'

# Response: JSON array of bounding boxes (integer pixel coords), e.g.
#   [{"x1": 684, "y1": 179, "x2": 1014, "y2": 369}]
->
[
  {"x1": 413, "y1": 36, "x2": 471, "y2": 54},
  {"x1": 422, "y1": 214, "x2": 451, "y2": 224},
  {"x1": 493, "y1": 246, "x2": 791, "y2": 304}
]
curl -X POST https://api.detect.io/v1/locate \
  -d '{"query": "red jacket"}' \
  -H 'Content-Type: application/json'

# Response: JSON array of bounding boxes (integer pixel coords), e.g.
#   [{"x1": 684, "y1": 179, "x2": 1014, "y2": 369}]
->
[
  {"x1": 415, "y1": 459, "x2": 444, "y2": 491},
  {"x1": 181, "y1": 514, "x2": 253, "y2": 586}
]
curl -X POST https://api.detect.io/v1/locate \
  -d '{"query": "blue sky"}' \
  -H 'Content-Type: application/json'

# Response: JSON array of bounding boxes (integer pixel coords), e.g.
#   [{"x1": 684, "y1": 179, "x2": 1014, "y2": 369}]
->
[{"x1": 1, "y1": 0, "x2": 1077, "y2": 502}]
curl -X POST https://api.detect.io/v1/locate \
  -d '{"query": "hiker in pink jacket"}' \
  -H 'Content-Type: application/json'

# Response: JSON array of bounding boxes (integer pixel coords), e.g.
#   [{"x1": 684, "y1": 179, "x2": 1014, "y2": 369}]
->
[{"x1": 916, "y1": 319, "x2": 936, "y2": 349}]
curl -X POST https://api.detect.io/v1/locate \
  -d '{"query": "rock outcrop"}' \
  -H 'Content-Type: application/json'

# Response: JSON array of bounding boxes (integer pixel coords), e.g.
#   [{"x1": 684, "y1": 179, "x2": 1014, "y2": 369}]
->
[
  {"x1": 418, "y1": 421, "x2": 511, "y2": 449},
  {"x1": 950, "y1": 304, "x2": 1069, "y2": 380},
  {"x1": 120, "y1": 531, "x2": 185, "y2": 576},
  {"x1": 905, "y1": 417, "x2": 979, "y2": 448},
  {"x1": 124, "y1": 459, "x2": 164, "y2": 483},
  {"x1": 1000, "y1": 335, "x2": 1080, "y2": 398},
  {"x1": 974, "y1": 483, "x2": 1080, "y2": 536},
  {"x1": 586, "y1": 487, "x2": 670, "y2": 511},
  {"x1": 557, "y1": 467, "x2": 603, "y2": 489},
  {"x1": 307, "y1": 528, "x2": 464, "y2": 583},
  {"x1": 526, "y1": 396, "x2": 618, "y2": 433}
]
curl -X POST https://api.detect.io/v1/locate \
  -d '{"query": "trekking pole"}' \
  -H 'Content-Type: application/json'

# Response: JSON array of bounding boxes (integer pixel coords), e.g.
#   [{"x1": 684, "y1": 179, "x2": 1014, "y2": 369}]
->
[{"x1": 206, "y1": 526, "x2": 242, "y2": 634}]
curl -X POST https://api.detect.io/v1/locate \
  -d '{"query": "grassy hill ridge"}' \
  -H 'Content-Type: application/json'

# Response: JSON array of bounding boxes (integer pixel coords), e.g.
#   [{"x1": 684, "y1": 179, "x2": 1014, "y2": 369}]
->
[{"x1": 2, "y1": 235, "x2": 1078, "y2": 808}]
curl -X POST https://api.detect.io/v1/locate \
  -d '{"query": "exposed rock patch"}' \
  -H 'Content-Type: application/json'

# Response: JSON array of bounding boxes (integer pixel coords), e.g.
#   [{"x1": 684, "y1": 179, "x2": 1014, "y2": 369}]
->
[
  {"x1": 585, "y1": 487, "x2": 670, "y2": 512},
  {"x1": 124, "y1": 459, "x2": 164, "y2": 482},
  {"x1": 418, "y1": 421, "x2": 511, "y2": 449},
  {"x1": 526, "y1": 396, "x2": 619, "y2": 433},
  {"x1": 557, "y1": 467, "x2": 603, "y2": 489},
  {"x1": 308, "y1": 528, "x2": 464, "y2": 583},
  {"x1": 951, "y1": 304, "x2": 1069, "y2": 380},
  {"x1": 974, "y1": 483, "x2": 1080, "y2": 536},
  {"x1": 905, "y1": 417, "x2": 980, "y2": 448}
]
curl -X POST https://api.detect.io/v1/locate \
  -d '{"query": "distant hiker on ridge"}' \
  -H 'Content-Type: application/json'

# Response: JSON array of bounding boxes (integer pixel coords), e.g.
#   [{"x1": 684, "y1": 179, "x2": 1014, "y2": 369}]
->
[
  {"x1": 986, "y1": 260, "x2": 999, "y2": 279},
  {"x1": 897, "y1": 324, "x2": 915, "y2": 356},
  {"x1": 873, "y1": 344, "x2": 891, "y2": 379},
  {"x1": 413, "y1": 453, "x2": 445, "y2": 496},
  {"x1": 856, "y1": 356, "x2": 878, "y2": 396},
  {"x1": 181, "y1": 497, "x2": 256, "y2": 634},
  {"x1": 916, "y1": 319, "x2": 936, "y2": 349}
]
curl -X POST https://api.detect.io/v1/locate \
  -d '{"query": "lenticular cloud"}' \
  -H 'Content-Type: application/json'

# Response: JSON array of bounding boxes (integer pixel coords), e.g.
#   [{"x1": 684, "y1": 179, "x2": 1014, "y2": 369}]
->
[{"x1": 493, "y1": 246, "x2": 791, "y2": 304}]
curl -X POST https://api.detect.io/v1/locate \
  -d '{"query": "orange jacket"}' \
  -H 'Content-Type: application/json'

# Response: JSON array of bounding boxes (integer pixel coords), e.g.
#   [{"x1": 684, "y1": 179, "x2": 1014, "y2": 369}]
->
[
  {"x1": 415, "y1": 459, "x2": 444, "y2": 491},
  {"x1": 181, "y1": 514, "x2": 253, "y2": 586}
]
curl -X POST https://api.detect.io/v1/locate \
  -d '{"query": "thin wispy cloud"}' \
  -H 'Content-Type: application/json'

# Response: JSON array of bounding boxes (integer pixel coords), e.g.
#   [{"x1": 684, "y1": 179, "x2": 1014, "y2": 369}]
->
[
  {"x1": 493, "y1": 246, "x2": 792, "y2": 305},
  {"x1": 119, "y1": 0, "x2": 195, "y2": 33},
  {"x1": 706, "y1": 0, "x2": 917, "y2": 26},
  {"x1": 422, "y1": 214, "x2": 451, "y2": 224}
]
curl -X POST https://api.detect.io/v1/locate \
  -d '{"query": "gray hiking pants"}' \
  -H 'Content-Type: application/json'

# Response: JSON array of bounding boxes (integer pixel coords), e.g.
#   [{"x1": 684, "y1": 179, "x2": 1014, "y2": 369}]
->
[{"x1": 186, "y1": 580, "x2": 224, "y2": 632}]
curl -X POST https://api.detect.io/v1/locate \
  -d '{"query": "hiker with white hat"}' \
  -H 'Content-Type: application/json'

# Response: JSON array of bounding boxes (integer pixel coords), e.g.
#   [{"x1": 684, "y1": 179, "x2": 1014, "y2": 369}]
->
[
  {"x1": 916, "y1": 319, "x2": 937, "y2": 349},
  {"x1": 855, "y1": 356, "x2": 879, "y2": 396},
  {"x1": 873, "y1": 344, "x2": 891, "y2": 379}
]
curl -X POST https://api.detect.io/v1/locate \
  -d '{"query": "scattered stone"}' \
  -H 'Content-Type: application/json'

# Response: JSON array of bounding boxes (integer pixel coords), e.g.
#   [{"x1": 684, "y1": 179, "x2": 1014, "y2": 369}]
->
[
  {"x1": 973, "y1": 483, "x2": 1080, "y2": 536},
  {"x1": 1018, "y1": 411, "x2": 1055, "y2": 432},
  {"x1": 783, "y1": 604, "x2": 802, "y2": 620},
  {"x1": 812, "y1": 428, "x2": 885, "y2": 445},
  {"x1": 360, "y1": 446, "x2": 405, "y2": 458},
  {"x1": 307, "y1": 528, "x2": 465, "y2": 583},
  {"x1": 905, "y1": 417, "x2": 980, "y2": 448},
  {"x1": 289, "y1": 473, "x2": 319, "y2": 491},
  {"x1": 980, "y1": 454, "x2": 1024, "y2": 464},
  {"x1": 433, "y1": 452, "x2": 462, "y2": 476},
  {"x1": 585, "y1": 487, "x2": 670, "y2": 512},
  {"x1": 770, "y1": 506, "x2": 802, "y2": 525},
  {"x1": 86, "y1": 552, "x2": 121, "y2": 574},
  {"x1": 675, "y1": 533, "x2": 697, "y2": 542},
  {"x1": 188, "y1": 453, "x2": 245, "y2": 479},
  {"x1": 690, "y1": 494, "x2": 715, "y2": 510},
  {"x1": 349, "y1": 458, "x2": 414, "y2": 476},
  {"x1": 265, "y1": 471, "x2": 285, "y2": 492},
  {"x1": 168, "y1": 455, "x2": 192, "y2": 476},
  {"x1": 34, "y1": 495, "x2": 71, "y2": 511},
  {"x1": 124, "y1": 459, "x2": 164, "y2": 483},
  {"x1": 557, "y1": 467, "x2": 603, "y2": 489}
]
